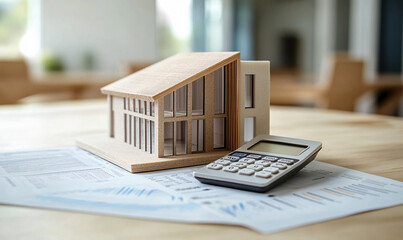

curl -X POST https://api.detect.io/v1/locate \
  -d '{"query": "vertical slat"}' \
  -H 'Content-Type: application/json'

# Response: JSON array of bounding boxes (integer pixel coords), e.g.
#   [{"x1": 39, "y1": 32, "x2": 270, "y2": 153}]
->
[
  {"x1": 150, "y1": 120, "x2": 153, "y2": 154},
  {"x1": 173, "y1": 121, "x2": 177, "y2": 155},
  {"x1": 132, "y1": 117, "x2": 137, "y2": 147},
  {"x1": 234, "y1": 61, "x2": 237, "y2": 149},
  {"x1": 124, "y1": 113, "x2": 127, "y2": 143},
  {"x1": 140, "y1": 118, "x2": 142, "y2": 150},
  {"x1": 236, "y1": 59, "x2": 240, "y2": 148},
  {"x1": 172, "y1": 92, "x2": 177, "y2": 156},
  {"x1": 232, "y1": 61, "x2": 235, "y2": 149},
  {"x1": 148, "y1": 120, "x2": 151, "y2": 153},
  {"x1": 227, "y1": 62, "x2": 232, "y2": 150},
  {"x1": 225, "y1": 63, "x2": 230, "y2": 150},
  {"x1": 108, "y1": 95, "x2": 114, "y2": 138},
  {"x1": 136, "y1": 116, "x2": 140, "y2": 148},
  {"x1": 128, "y1": 115, "x2": 132, "y2": 145},
  {"x1": 205, "y1": 71, "x2": 214, "y2": 152},
  {"x1": 187, "y1": 83, "x2": 192, "y2": 154},
  {"x1": 234, "y1": 60, "x2": 240, "y2": 149},
  {"x1": 231, "y1": 61, "x2": 235, "y2": 150},
  {"x1": 156, "y1": 98, "x2": 165, "y2": 157},
  {"x1": 148, "y1": 119, "x2": 151, "y2": 153},
  {"x1": 145, "y1": 119, "x2": 149, "y2": 152}
]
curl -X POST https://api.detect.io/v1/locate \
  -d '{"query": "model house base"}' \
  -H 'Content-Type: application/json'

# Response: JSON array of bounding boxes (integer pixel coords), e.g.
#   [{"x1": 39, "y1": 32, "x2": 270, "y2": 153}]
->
[{"x1": 77, "y1": 133, "x2": 229, "y2": 173}]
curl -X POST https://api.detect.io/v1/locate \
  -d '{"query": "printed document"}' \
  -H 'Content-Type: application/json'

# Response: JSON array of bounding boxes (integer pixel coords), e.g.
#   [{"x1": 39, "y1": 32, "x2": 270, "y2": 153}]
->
[{"x1": 0, "y1": 147, "x2": 402, "y2": 233}]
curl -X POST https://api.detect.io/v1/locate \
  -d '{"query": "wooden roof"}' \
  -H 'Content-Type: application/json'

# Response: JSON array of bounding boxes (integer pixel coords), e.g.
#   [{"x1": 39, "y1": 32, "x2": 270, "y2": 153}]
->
[{"x1": 101, "y1": 52, "x2": 240, "y2": 101}]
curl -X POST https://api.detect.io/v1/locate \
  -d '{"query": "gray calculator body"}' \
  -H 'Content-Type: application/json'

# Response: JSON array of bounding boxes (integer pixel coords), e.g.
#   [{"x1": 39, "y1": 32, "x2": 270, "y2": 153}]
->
[{"x1": 193, "y1": 135, "x2": 322, "y2": 192}]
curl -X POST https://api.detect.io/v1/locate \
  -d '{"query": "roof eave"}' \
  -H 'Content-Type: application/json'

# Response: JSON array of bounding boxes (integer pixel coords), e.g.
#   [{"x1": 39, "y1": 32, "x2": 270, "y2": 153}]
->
[{"x1": 101, "y1": 88, "x2": 156, "y2": 102}]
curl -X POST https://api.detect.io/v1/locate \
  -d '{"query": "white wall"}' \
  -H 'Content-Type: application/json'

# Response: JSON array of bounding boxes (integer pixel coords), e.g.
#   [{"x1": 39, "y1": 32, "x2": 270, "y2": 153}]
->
[
  {"x1": 349, "y1": 0, "x2": 380, "y2": 113},
  {"x1": 349, "y1": 0, "x2": 380, "y2": 80},
  {"x1": 314, "y1": 0, "x2": 336, "y2": 79},
  {"x1": 40, "y1": 0, "x2": 157, "y2": 74}
]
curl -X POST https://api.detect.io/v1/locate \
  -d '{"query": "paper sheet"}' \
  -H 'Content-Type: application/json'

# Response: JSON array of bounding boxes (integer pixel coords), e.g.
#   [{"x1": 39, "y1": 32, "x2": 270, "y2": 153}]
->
[{"x1": 1, "y1": 147, "x2": 402, "y2": 234}]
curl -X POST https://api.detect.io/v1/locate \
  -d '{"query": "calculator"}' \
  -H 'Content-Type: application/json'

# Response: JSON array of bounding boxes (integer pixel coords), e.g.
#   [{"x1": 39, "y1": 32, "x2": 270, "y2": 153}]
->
[{"x1": 193, "y1": 135, "x2": 322, "y2": 192}]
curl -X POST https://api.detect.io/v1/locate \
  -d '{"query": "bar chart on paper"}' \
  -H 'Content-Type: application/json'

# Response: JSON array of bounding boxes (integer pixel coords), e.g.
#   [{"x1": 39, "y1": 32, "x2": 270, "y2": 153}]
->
[{"x1": 143, "y1": 161, "x2": 403, "y2": 233}]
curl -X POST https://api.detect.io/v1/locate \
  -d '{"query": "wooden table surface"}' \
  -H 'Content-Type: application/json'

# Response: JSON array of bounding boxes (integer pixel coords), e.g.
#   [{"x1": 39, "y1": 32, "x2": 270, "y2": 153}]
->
[{"x1": 0, "y1": 99, "x2": 402, "y2": 239}]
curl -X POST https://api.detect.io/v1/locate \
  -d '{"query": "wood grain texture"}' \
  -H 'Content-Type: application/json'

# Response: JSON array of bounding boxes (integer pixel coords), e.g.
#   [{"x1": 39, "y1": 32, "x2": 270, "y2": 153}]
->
[
  {"x1": 0, "y1": 80, "x2": 107, "y2": 105},
  {"x1": 156, "y1": 98, "x2": 164, "y2": 157},
  {"x1": 101, "y1": 52, "x2": 240, "y2": 101},
  {"x1": 0, "y1": 70, "x2": 117, "y2": 105},
  {"x1": 0, "y1": 99, "x2": 402, "y2": 240},
  {"x1": 227, "y1": 60, "x2": 240, "y2": 150}
]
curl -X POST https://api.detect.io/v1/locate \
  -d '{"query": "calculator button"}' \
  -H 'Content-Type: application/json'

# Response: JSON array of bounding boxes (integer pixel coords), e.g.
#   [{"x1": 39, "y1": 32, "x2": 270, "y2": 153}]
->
[
  {"x1": 256, "y1": 171, "x2": 272, "y2": 178},
  {"x1": 272, "y1": 163, "x2": 287, "y2": 170},
  {"x1": 239, "y1": 158, "x2": 255, "y2": 164},
  {"x1": 223, "y1": 166, "x2": 239, "y2": 173},
  {"x1": 264, "y1": 167, "x2": 279, "y2": 174},
  {"x1": 231, "y1": 162, "x2": 247, "y2": 169},
  {"x1": 262, "y1": 156, "x2": 278, "y2": 162},
  {"x1": 247, "y1": 164, "x2": 263, "y2": 171},
  {"x1": 278, "y1": 159, "x2": 294, "y2": 165},
  {"x1": 255, "y1": 160, "x2": 271, "y2": 167},
  {"x1": 215, "y1": 159, "x2": 231, "y2": 166},
  {"x1": 239, "y1": 169, "x2": 255, "y2": 176},
  {"x1": 207, "y1": 163, "x2": 222, "y2": 170},
  {"x1": 222, "y1": 156, "x2": 240, "y2": 162},
  {"x1": 231, "y1": 152, "x2": 247, "y2": 158},
  {"x1": 246, "y1": 154, "x2": 262, "y2": 159}
]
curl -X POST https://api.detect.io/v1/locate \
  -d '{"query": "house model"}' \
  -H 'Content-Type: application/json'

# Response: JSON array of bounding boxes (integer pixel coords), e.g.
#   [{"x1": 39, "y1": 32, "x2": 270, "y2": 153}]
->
[{"x1": 77, "y1": 52, "x2": 270, "y2": 173}]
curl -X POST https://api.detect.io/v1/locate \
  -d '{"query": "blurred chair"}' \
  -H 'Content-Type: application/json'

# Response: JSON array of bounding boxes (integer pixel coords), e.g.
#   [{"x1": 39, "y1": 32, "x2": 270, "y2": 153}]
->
[
  {"x1": 271, "y1": 56, "x2": 403, "y2": 113},
  {"x1": 0, "y1": 60, "x2": 29, "y2": 80},
  {"x1": 0, "y1": 59, "x2": 114, "y2": 105},
  {"x1": 372, "y1": 75, "x2": 403, "y2": 115}
]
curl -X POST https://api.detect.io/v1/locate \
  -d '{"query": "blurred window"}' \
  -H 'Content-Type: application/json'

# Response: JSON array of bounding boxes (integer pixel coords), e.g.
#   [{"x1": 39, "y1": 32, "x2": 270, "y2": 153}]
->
[
  {"x1": 0, "y1": 0, "x2": 27, "y2": 57},
  {"x1": 157, "y1": 0, "x2": 192, "y2": 58},
  {"x1": 157, "y1": 0, "x2": 235, "y2": 56},
  {"x1": 205, "y1": 0, "x2": 224, "y2": 51}
]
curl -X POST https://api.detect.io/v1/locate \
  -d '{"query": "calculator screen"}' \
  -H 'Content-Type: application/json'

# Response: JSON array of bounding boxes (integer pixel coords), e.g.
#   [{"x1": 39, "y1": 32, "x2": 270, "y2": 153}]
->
[{"x1": 248, "y1": 141, "x2": 307, "y2": 156}]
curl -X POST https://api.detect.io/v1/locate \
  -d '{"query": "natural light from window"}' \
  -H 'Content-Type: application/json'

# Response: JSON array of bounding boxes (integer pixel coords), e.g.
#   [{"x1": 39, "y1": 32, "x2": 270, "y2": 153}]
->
[
  {"x1": 0, "y1": 0, "x2": 27, "y2": 58},
  {"x1": 156, "y1": 0, "x2": 192, "y2": 58}
]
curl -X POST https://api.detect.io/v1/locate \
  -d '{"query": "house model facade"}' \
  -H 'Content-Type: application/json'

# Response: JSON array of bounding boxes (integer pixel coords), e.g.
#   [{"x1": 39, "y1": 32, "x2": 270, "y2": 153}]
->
[{"x1": 77, "y1": 52, "x2": 270, "y2": 173}]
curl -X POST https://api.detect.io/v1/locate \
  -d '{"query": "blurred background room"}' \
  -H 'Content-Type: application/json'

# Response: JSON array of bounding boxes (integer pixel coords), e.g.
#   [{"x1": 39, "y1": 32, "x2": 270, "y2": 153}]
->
[{"x1": 0, "y1": 0, "x2": 402, "y2": 115}]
